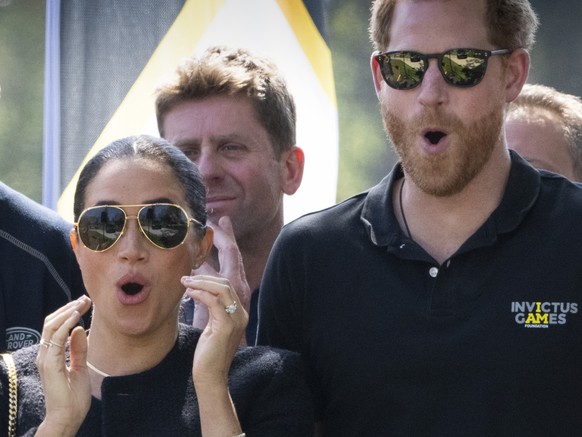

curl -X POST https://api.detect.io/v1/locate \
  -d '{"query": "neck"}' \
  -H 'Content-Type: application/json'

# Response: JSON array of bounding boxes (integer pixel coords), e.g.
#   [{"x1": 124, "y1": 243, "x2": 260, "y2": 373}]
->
[
  {"x1": 238, "y1": 247, "x2": 271, "y2": 292},
  {"x1": 210, "y1": 218, "x2": 283, "y2": 292},
  {"x1": 86, "y1": 316, "x2": 179, "y2": 378},
  {"x1": 208, "y1": 242, "x2": 271, "y2": 292},
  {"x1": 86, "y1": 360, "x2": 110, "y2": 377},
  {"x1": 395, "y1": 149, "x2": 511, "y2": 264}
]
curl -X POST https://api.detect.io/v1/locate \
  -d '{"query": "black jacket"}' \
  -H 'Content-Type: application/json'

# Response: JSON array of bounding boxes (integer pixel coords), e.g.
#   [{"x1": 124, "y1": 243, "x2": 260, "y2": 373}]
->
[{"x1": 0, "y1": 182, "x2": 86, "y2": 352}]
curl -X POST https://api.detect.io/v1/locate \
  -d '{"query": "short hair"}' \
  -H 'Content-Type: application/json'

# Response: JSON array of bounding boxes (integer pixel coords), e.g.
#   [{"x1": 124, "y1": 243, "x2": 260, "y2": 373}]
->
[
  {"x1": 369, "y1": 0, "x2": 539, "y2": 53},
  {"x1": 154, "y1": 46, "x2": 296, "y2": 158},
  {"x1": 508, "y1": 83, "x2": 582, "y2": 180},
  {"x1": 73, "y1": 135, "x2": 207, "y2": 233}
]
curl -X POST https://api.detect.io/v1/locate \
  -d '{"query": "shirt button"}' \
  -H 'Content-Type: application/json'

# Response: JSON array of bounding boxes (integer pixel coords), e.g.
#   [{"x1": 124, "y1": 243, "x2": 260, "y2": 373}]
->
[{"x1": 429, "y1": 267, "x2": 439, "y2": 278}]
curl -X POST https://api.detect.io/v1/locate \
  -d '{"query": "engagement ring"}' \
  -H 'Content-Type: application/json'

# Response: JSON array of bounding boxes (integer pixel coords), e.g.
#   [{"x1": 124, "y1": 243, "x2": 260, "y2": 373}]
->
[{"x1": 225, "y1": 301, "x2": 238, "y2": 314}]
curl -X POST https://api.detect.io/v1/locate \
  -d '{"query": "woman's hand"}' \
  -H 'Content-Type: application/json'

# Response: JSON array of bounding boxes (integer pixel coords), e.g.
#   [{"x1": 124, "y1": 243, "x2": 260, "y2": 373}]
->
[
  {"x1": 183, "y1": 275, "x2": 248, "y2": 384},
  {"x1": 35, "y1": 295, "x2": 93, "y2": 437},
  {"x1": 182, "y1": 275, "x2": 248, "y2": 437}
]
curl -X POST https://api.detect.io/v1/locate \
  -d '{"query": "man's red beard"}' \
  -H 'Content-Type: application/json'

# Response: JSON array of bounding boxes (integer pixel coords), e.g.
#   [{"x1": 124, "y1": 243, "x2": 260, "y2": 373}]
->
[{"x1": 382, "y1": 104, "x2": 504, "y2": 197}]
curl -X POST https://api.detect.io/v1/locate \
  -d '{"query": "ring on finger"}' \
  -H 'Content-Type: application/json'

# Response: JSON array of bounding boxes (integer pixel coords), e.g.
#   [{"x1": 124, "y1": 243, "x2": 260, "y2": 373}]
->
[
  {"x1": 40, "y1": 338, "x2": 50, "y2": 349},
  {"x1": 49, "y1": 340, "x2": 64, "y2": 348},
  {"x1": 225, "y1": 301, "x2": 238, "y2": 314}
]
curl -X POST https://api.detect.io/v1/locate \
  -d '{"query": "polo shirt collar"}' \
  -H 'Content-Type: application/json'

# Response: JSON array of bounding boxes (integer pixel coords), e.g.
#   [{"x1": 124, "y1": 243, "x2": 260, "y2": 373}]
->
[{"x1": 360, "y1": 150, "x2": 541, "y2": 250}]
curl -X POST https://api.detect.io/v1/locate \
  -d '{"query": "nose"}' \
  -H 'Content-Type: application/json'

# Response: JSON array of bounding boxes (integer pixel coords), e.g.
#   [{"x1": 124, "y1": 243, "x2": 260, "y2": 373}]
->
[
  {"x1": 116, "y1": 218, "x2": 148, "y2": 262},
  {"x1": 195, "y1": 147, "x2": 224, "y2": 182},
  {"x1": 417, "y1": 59, "x2": 448, "y2": 107}
]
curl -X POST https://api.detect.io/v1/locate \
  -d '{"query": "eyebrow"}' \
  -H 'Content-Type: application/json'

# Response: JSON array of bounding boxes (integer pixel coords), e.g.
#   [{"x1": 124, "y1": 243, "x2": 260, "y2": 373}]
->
[
  {"x1": 173, "y1": 133, "x2": 251, "y2": 148},
  {"x1": 172, "y1": 139, "x2": 200, "y2": 149}
]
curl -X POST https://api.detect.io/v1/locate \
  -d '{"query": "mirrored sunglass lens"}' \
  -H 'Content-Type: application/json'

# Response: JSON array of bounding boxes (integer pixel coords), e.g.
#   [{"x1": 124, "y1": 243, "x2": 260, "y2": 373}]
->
[
  {"x1": 441, "y1": 49, "x2": 487, "y2": 86},
  {"x1": 79, "y1": 207, "x2": 125, "y2": 251},
  {"x1": 384, "y1": 52, "x2": 425, "y2": 89},
  {"x1": 139, "y1": 205, "x2": 188, "y2": 249}
]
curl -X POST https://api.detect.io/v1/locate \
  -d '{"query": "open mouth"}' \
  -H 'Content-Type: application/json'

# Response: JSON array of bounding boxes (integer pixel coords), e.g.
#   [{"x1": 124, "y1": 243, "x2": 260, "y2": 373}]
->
[
  {"x1": 121, "y1": 282, "x2": 144, "y2": 296},
  {"x1": 425, "y1": 130, "x2": 446, "y2": 145}
]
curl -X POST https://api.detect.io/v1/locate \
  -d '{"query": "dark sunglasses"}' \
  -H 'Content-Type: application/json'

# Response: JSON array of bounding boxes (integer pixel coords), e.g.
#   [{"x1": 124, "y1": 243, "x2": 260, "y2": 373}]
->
[
  {"x1": 374, "y1": 48, "x2": 511, "y2": 90},
  {"x1": 75, "y1": 203, "x2": 204, "y2": 252}
]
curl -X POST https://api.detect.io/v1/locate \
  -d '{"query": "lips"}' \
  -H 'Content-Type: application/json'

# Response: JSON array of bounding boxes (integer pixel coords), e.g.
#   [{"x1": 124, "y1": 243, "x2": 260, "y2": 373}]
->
[
  {"x1": 121, "y1": 282, "x2": 143, "y2": 295},
  {"x1": 205, "y1": 195, "x2": 235, "y2": 216},
  {"x1": 425, "y1": 130, "x2": 446, "y2": 145},
  {"x1": 116, "y1": 274, "x2": 150, "y2": 304},
  {"x1": 206, "y1": 195, "x2": 234, "y2": 204},
  {"x1": 419, "y1": 126, "x2": 450, "y2": 155}
]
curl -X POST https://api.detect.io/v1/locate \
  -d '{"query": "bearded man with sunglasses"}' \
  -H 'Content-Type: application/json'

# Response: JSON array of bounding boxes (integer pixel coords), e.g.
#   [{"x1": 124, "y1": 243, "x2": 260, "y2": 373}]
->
[{"x1": 257, "y1": 1, "x2": 582, "y2": 436}]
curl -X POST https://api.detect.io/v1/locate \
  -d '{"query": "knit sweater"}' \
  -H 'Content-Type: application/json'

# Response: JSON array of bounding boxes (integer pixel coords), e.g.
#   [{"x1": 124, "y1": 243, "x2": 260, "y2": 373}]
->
[{"x1": 0, "y1": 324, "x2": 314, "y2": 436}]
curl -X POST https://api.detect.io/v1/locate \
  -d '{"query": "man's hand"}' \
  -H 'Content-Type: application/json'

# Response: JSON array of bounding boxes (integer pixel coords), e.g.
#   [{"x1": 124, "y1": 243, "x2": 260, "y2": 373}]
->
[{"x1": 191, "y1": 216, "x2": 251, "y2": 345}]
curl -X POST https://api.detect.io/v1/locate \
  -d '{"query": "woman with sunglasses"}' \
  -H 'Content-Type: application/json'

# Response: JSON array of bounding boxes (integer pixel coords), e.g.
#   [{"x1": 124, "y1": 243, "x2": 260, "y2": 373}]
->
[{"x1": 0, "y1": 135, "x2": 313, "y2": 436}]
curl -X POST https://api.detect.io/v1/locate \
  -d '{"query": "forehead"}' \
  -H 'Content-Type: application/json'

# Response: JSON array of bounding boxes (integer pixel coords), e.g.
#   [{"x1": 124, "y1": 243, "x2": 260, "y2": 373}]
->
[
  {"x1": 163, "y1": 95, "x2": 264, "y2": 134},
  {"x1": 505, "y1": 116, "x2": 574, "y2": 178},
  {"x1": 162, "y1": 94, "x2": 276, "y2": 156},
  {"x1": 388, "y1": 0, "x2": 488, "y2": 51},
  {"x1": 84, "y1": 157, "x2": 186, "y2": 207}
]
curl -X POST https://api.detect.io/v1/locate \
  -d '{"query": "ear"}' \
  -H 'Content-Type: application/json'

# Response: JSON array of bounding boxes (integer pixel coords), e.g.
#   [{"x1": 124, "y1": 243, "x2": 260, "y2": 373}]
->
[
  {"x1": 70, "y1": 228, "x2": 84, "y2": 267},
  {"x1": 281, "y1": 146, "x2": 305, "y2": 196},
  {"x1": 504, "y1": 48, "x2": 530, "y2": 103},
  {"x1": 194, "y1": 225, "x2": 214, "y2": 267},
  {"x1": 371, "y1": 52, "x2": 385, "y2": 96},
  {"x1": 70, "y1": 228, "x2": 78, "y2": 251}
]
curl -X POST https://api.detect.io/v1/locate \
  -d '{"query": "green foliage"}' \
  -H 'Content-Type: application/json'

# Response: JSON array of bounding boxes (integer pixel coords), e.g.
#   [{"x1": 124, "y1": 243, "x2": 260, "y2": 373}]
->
[
  {"x1": 0, "y1": 0, "x2": 45, "y2": 201},
  {"x1": 327, "y1": 0, "x2": 395, "y2": 202}
]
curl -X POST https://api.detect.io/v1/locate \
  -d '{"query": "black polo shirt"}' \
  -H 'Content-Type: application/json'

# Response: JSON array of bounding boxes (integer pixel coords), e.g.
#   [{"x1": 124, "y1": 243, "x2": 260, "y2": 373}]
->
[{"x1": 257, "y1": 152, "x2": 582, "y2": 436}]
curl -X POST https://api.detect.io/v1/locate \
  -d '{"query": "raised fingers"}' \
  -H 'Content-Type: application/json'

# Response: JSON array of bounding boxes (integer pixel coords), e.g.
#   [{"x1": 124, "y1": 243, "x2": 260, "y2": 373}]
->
[
  {"x1": 38, "y1": 296, "x2": 91, "y2": 357},
  {"x1": 183, "y1": 275, "x2": 238, "y2": 311},
  {"x1": 184, "y1": 275, "x2": 247, "y2": 385},
  {"x1": 207, "y1": 216, "x2": 251, "y2": 312},
  {"x1": 35, "y1": 296, "x2": 93, "y2": 433},
  {"x1": 182, "y1": 275, "x2": 248, "y2": 328}
]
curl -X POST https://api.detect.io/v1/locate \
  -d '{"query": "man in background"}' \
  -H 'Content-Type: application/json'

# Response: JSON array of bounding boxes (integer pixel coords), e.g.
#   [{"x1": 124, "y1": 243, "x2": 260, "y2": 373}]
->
[
  {"x1": 155, "y1": 46, "x2": 304, "y2": 344},
  {"x1": 506, "y1": 83, "x2": 582, "y2": 181}
]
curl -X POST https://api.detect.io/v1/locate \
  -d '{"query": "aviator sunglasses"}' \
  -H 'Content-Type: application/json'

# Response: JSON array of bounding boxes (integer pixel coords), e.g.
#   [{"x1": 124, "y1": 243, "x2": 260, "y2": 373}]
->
[
  {"x1": 374, "y1": 48, "x2": 511, "y2": 90},
  {"x1": 75, "y1": 203, "x2": 204, "y2": 252}
]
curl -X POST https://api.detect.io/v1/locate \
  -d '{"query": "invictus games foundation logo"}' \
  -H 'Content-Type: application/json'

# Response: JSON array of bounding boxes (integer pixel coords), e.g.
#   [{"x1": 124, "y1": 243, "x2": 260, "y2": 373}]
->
[
  {"x1": 6, "y1": 327, "x2": 41, "y2": 351},
  {"x1": 512, "y1": 301, "x2": 578, "y2": 328}
]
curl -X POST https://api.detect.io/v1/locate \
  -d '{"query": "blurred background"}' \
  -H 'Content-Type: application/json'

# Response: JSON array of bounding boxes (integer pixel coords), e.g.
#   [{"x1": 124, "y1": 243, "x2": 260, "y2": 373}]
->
[{"x1": 1, "y1": 0, "x2": 580, "y2": 208}]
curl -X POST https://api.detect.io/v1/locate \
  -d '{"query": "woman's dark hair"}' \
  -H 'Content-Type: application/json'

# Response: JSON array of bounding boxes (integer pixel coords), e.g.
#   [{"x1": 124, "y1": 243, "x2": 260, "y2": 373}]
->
[{"x1": 73, "y1": 135, "x2": 207, "y2": 232}]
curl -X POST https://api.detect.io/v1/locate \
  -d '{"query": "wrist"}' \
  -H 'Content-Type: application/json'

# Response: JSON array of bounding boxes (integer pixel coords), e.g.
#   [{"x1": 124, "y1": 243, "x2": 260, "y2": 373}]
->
[
  {"x1": 36, "y1": 418, "x2": 80, "y2": 437},
  {"x1": 193, "y1": 371, "x2": 229, "y2": 390}
]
